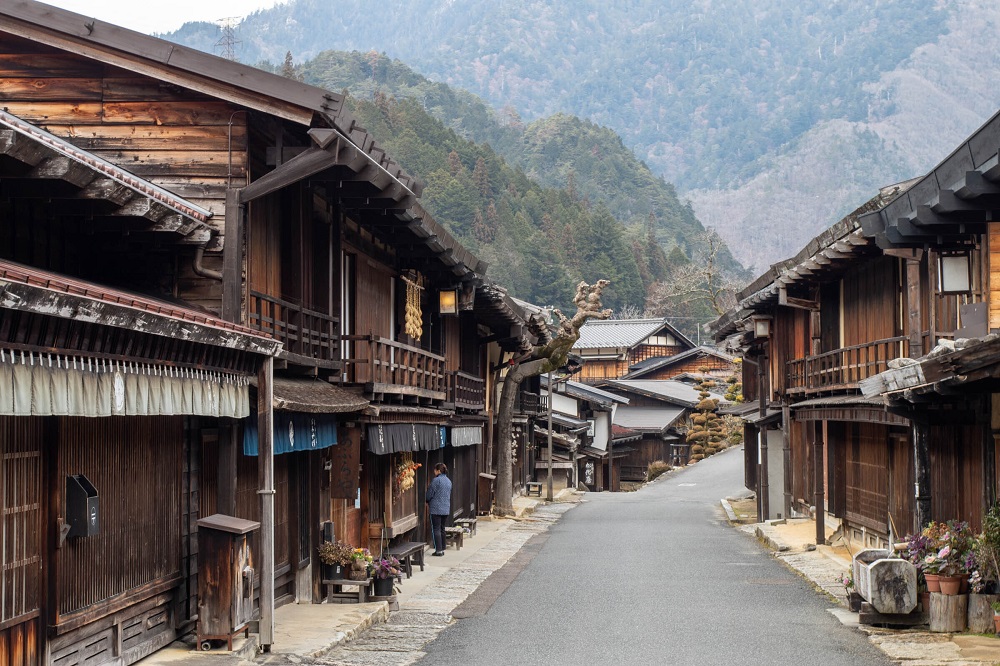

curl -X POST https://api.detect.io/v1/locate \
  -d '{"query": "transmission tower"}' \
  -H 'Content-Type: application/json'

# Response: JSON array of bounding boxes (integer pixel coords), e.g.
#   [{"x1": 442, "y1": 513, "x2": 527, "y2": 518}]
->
[{"x1": 215, "y1": 17, "x2": 242, "y2": 61}]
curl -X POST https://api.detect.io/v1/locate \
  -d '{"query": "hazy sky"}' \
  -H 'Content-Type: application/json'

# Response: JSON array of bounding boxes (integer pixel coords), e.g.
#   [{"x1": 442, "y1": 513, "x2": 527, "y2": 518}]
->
[{"x1": 41, "y1": 1, "x2": 285, "y2": 35}]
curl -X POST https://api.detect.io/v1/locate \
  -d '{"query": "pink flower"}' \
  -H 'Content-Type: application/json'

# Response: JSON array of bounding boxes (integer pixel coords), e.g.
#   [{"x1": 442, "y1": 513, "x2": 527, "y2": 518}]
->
[{"x1": 938, "y1": 546, "x2": 951, "y2": 559}]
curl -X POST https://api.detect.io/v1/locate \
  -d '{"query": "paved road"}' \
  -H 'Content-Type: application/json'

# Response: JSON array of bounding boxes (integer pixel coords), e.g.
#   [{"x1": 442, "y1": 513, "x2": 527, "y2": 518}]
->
[{"x1": 417, "y1": 448, "x2": 894, "y2": 666}]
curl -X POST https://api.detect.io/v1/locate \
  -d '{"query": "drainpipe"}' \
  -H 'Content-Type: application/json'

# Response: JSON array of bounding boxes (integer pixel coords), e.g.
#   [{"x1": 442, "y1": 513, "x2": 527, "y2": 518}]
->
[
  {"x1": 192, "y1": 245, "x2": 224, "y2": 281},
  {"x1": 257, "y1": 357, "x2": 275, "y2": 651}
]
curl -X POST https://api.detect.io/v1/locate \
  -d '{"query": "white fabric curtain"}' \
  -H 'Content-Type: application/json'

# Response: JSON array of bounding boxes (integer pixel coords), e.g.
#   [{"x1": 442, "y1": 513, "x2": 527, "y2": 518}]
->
[{"x1": 0, "y1": 350, "x2": 250, "y2": 418}]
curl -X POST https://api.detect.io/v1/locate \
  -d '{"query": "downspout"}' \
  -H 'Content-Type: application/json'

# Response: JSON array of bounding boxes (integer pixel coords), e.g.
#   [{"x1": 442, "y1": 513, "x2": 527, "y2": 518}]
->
[{"x1": 192, "y1": 245, "x2": 224, "y2": 281}]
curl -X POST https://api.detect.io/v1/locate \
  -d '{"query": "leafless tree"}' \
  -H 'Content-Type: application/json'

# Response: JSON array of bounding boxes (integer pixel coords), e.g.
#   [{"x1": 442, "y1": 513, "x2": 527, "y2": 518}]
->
[
  {"x1": 494, "y1": 280, "x2": 611, "y2": 515},
  {"x1": 646, "y1": 230, "x2": 740, "y2": 318}
]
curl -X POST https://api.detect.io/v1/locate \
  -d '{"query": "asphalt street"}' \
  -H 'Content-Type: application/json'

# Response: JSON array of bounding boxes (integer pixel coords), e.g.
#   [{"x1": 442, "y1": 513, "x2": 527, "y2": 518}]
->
[{"x1": 417, "y1": 447, "x2": 895, "y2": 666}]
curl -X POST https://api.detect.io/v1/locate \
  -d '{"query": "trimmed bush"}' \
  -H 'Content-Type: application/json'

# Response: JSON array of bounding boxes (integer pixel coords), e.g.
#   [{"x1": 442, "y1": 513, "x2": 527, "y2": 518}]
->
[{"x1": 646, "y1": 460, "x2": 672, "y2": 482}]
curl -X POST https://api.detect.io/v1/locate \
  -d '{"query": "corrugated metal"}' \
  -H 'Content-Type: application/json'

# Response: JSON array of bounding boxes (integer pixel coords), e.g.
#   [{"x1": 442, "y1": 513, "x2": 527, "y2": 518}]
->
[{"x1": 57, "y1": 416, "x2": 182, "y2": 616}]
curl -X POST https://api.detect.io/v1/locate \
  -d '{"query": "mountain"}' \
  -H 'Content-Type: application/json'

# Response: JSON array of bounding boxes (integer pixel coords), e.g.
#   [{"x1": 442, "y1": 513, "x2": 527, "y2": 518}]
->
[{"x1": 165, "y1": 0, "x2": 1000, "y2": 272}]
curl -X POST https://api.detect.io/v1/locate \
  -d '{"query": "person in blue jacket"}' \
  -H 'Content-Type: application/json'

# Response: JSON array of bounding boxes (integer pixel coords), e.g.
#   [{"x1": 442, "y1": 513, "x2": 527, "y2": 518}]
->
[{"x1": 425, "y1": 463, "x2": 452, "y2": 556}]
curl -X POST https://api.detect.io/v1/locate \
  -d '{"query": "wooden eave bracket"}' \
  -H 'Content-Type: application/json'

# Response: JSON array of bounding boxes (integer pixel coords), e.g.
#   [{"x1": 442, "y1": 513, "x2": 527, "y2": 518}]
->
[{"x1": 778, "y1": 286, "x2": 818, "y2": 311}]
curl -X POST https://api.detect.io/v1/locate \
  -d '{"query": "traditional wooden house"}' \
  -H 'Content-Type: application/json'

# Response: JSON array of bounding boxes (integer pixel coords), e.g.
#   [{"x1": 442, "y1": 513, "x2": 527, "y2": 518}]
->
[
  {"x1": 0, "y1": 1, "x2": 509, "y2": 660},
  {"x1": 572, "y1": 318, "x2": 694, "y2": 384},
  {"x1": 714, "y1": 122, "x2": 1000, "y2": 550},
  {"x1": 621, "y1": 345, "x2": 737, "y2": 381},
  {"x1": 535, "y1": 376, "x2": 628, "y2": 492},
  {"x1": 596, "y1": 379, "x2": 728, "y2": 477}
]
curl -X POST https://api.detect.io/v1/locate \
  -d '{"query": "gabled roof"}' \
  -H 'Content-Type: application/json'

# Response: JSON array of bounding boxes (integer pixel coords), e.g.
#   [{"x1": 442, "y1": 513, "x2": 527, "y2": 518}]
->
[
  {"x1": 711, "y1": 180, "x2": 916, "y2": 340},
  {"x1": 574, "y1": 318, "x2": 694, "y2": 351},
  {"x1": 541, "y1": 376, "x2": 629, "y2": 407},
  {"x1": 612, "y1": 406, "x2": 685, "y2": 433},
  {"x1": 623, "y1": 346, "x2": 736, "y2": 379},
  {"x1": 0, "y1": 1, "x2": 488, "y2": 281},
  {"x1": 596, "y1": 379, "x2": 727, "y2": 408}
]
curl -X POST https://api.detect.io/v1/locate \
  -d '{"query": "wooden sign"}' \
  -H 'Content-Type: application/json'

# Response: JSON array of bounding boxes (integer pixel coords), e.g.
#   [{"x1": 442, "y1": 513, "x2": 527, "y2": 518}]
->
[{"x1": 330, "y1": 426, "x2": 361, "y2": 500}]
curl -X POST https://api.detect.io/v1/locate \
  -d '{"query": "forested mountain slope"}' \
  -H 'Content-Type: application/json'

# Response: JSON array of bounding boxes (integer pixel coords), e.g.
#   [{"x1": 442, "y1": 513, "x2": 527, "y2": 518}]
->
[{"x1": 165, "y1": 0, "x2": 1000, "y2": 271}]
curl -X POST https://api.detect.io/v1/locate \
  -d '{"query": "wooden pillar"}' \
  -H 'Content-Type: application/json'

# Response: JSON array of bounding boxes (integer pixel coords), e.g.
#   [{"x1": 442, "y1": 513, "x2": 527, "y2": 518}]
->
[
  {"x1": 223, "y1": 190, "x2": 245, "y2": 323},
  {"x1": 782, "y1": 404, "x2": 792, "y2": 519},
  {"x1": 905, "y1": 256, "x2": 923, "y2": 357},
  {"x1": 257, "y1": 357, "x2": 275, "y2": 650},
  {"x1": 760, "y1": 428, "x2": 770, "y2": 520},
  {"x1": 913, "y1": 417, "x2": 932, "y2": 530},
  {"x1": 814, "y1": 421, "x2": 825, "y2": 545},
  {"x1": 218, "y1": 424, "x2": 238, "y2": 516}
]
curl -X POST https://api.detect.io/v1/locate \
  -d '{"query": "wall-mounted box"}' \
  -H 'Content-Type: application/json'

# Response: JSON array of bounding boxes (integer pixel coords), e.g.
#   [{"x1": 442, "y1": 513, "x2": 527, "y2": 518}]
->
[{"x1": 66, "y1": 474, "x2": 99, "y2": 537}]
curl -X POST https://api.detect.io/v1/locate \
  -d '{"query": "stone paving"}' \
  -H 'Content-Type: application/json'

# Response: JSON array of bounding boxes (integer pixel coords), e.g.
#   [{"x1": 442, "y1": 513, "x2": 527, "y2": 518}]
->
[
  {"x1": 252, "y1": 501, "x2": 576, "y2": 666},
  {"x1": 738, "y1": 512, "x2": 1000, "y2": 666}
]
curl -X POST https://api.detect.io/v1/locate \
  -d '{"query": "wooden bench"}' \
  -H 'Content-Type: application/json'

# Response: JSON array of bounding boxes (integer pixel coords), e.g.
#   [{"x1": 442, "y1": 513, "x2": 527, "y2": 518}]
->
[
  {"x1": 322, "y1": 577, "x2": 370, "y2": 604},
  {"x1": 387, "y1": 541, "x2": 426, "y2": 578},
  {"x1": 444, "y1": 526, "x2": 464, "y2": 550},
  {"x1": 454, "y1": 517, "x2": 477, "y2": 536},
  {"x1": 525, "y1": 481, "x2": 542, "y2": 497}
]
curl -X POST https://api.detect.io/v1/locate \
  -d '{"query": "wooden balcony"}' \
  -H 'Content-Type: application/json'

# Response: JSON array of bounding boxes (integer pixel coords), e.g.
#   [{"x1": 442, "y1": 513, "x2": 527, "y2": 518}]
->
[
  {"x1": 787, "y1": 336, "x2": 909, "y2": 394},
  {"x1": 515, "y1": 390, "x2": 544, "y2": 416},
  {"x1": 342, "y1": 335, "x2": 448, "y2": 401},
  {"x1": 450, "y1": 370, "x2": 485, "y2": 411},
  {"x1": 248, "y1": 290, "x2": 340, "y2": 369}
]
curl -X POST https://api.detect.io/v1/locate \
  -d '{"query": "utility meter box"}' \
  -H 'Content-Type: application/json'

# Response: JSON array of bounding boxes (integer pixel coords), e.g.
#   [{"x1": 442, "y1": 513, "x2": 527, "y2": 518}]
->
[{"x1": 66, "y1": 474, "x2": 99, "y2": 537}]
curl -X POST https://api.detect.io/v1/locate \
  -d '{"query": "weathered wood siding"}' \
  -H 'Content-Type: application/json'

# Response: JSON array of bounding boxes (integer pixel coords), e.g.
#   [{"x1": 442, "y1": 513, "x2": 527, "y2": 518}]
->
[
  {"x1": 576, "y1": 358, "x2": 626, "y2": 384},
  {"x1": 0, "y1": 417, "x2": 43, "y2": 666},
  {"x1": 930, "y1": 422, "x2": 985, "y2": 531},
  {"x1": 770, "y1": 308, "x2": 808, "y2": 398},
  {"x1": 0, "y1": 33, "x2": 249, "y2": 314},
  {"x1": 841, "y1": 257, "x2": 899, "y2": 347},
  {"x1": 990, "y1": 224, "x2": 1000, "y2": 330},
  {"x1": 640, "y1": 355, "x2": 735, "y2": 380},
  {"x1": 346, "y1": 247, "x2": 394, "y2": 384},
  {"x1": 790, "y1": 418, "x2": 812, "y2": 512},
  {"x1": 845, "y1": 422, "x2": 889, "y2": 534}
]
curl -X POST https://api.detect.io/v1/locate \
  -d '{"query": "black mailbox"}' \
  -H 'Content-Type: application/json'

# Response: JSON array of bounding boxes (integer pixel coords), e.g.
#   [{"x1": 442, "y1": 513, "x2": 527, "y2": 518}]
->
[{"x1": 66, "y1": 474, "x2": 99, "y2": 537}]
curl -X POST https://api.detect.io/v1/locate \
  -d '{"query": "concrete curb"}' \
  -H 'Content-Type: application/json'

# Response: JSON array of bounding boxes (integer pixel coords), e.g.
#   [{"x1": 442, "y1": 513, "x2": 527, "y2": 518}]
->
[
  {"x1": 755, "y1": 525, "x2": 791, "y2": 552},
  {"x1": 301, "y1": 602, "x2": 390, "y2": 658},
  {"x1": 720, "y1": 498, "x2": 738, "y2": 522}
]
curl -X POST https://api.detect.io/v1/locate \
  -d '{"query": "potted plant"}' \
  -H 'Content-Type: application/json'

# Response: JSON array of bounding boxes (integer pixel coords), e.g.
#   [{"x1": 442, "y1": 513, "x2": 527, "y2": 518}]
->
[
  {"x1": 317, "y1": 540, "x2": 353, "y2": 580},
  {"x1": 838, "y1": 571, "x2": 862, "y2": 611},
  {"x1": 371, "y1": 555, "x2": 401, "y2": 597},
  {"x1": 346, "y1": 547, "x2": 373, "y2": 580},
  {"x1": 905, "y1": 530, "x2": 938, "y2": 593}
]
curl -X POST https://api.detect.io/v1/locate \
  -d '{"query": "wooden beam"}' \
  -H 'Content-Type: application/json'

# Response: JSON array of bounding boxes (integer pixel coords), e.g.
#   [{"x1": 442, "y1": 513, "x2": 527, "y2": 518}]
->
[
  {"x1": 778, "y1": 286, "x2": 818, "y2": 311},
  {"x1": 28, "y1": 155, "x2": 96, "y2": 187},
  {"x1": 257, "y1": 356, "x2": 275, "y2": 649},
  {"x1": 222, "y1": 189, "x2": 243, "y2": 323}
]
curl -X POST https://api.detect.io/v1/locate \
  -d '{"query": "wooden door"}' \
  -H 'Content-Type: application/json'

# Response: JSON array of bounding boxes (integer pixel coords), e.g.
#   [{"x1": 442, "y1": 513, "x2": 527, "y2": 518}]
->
[{"x1": 0, "y1": 418, "x2": 44, "y2": 666}]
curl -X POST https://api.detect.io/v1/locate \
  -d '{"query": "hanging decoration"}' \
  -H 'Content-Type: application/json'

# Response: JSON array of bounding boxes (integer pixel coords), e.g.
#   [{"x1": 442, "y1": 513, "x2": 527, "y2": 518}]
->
[
  {"x1": 402, "y1": 274, "x2": 424, "y2": 339},
  {"x1": 393, "y1": 452, "x2": 422, "y2": 498}
]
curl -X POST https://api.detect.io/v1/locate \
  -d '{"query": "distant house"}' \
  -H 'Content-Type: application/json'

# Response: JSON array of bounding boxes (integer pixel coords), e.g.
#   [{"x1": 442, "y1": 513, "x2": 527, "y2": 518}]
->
[
  {"x1": 573, "y1": 318, "x2": 695, "y2": 384},
  {"x1": 596, "y1": 379, "x2": 729, "y2": 476},
  {"x1": 535, "y1": 377, "x2": 629, "y2": 492},
  {"x1": 622, "y1": 345, "x2": 737, "y2": 381}
]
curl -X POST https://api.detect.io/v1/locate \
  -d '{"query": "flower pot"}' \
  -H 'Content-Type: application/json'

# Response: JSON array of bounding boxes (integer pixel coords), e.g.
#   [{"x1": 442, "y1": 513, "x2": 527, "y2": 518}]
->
[
  {"x1": 960, "y1": 574, "x2": 970, "y2": 594},
  {"x1": 920, "y1": 591, "x2": 930, "y2": 613},
  {"x1": 373, "y1": 577, "x2": 395, "y2": 597},
  {"x1": 994, "y1": 614, "x2": 1000, "y2": 635},
  {"x1": 346, "y1": 566, "x2": 368, "y2": 581},
  {"x1": 939, "y1": 575, "x2": 963, "y2": 596},
  {"x1": 925, "y1": 573, "x2": 941, "y2": 593},
  {"x1": 321, "y1": 563, "x2": 345, "y2": 580}
]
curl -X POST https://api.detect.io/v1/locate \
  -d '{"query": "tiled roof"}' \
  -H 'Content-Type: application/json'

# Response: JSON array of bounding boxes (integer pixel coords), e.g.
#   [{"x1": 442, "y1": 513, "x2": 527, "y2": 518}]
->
[
  {"x1": 574, "y1": 318, "x2": 694, "y2": 350},
  {"x1": 0, "y1": 259, "x2": 268, "y2": 340},
  {"x1": 624, "y1": 346, "x2": 737, "y2": 378},
  {"x1": 599, "y1": 379, "x2": 727, "y2": 408}
]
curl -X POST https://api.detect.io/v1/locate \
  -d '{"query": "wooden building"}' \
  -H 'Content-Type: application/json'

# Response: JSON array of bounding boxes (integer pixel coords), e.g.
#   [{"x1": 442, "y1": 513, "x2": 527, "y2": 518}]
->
[
  {"x1": 621, "y1": 346, "x2": 737, "y2": 381},
  {"x1": 572, "y1": 318, "x2": 694, "y2": 384},
  {"x1": 597, "y1": 379, "x2": 727, "y2": 478},
  {"x1": 714, "y1": 110, "x2": 1000, "y2": 549},
  {"x1": 0, "y1": 1, "x2": 546, "y2": 661}
]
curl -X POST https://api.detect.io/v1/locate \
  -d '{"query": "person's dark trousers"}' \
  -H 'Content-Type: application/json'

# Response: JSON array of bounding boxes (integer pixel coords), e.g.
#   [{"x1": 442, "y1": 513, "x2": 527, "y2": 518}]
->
[{"x1": 431, "y1": 513, "x2": 448, "y2": 552}]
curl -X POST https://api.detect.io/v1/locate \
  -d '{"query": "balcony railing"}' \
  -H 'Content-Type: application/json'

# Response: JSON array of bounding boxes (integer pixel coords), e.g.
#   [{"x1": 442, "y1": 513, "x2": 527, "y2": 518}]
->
[
  {"x1": 342, "y1": 335, "x2": 448, "y2": 397},
  {"x1": 248, "y1": 290, "x2": 339, "y2": 364},
  {"x1": 450, "y1": 370, "x2": 485, "y2": 411},
  {"x1": 514, "y1": 390, "x2": 544, "y2": 416},
  {"x1": 787, "y1": 336, "x2": 909, "y2": 393}
]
